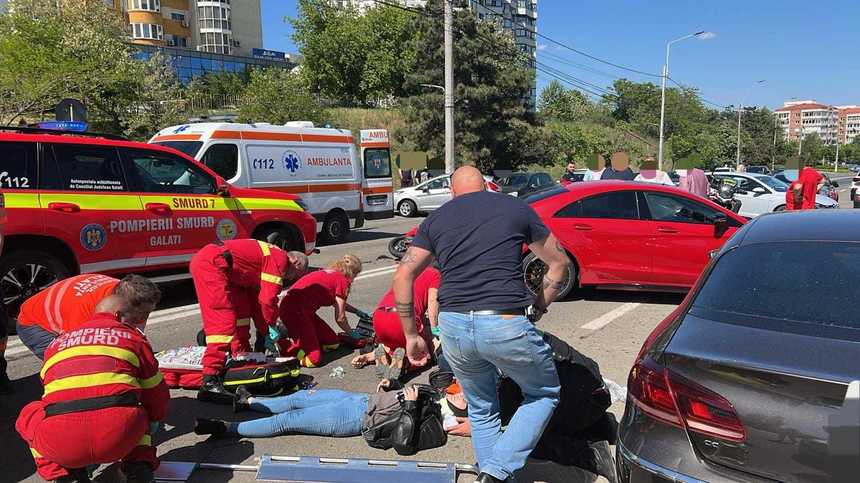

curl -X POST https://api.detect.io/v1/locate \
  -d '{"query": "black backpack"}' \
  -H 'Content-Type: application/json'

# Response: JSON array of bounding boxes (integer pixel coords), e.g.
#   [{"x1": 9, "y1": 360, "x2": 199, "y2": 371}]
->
[{"x1": 362, "y1": 385, "x2": 447, "y2": 456}]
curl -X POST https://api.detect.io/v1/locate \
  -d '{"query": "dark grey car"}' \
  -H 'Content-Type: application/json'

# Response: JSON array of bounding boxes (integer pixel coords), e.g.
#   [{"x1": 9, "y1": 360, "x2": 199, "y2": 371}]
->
[
  {"x1": 497, "y1": 172, "x2": 556, "y2": 198},
  {"x1": 617, "y1": 210, "x2": 860, "y2": 482}
]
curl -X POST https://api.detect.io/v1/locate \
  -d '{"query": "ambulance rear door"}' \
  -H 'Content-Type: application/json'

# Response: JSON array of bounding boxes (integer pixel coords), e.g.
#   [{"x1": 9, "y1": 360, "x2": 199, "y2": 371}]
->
[{"x1": 359, "y1": 129, "x2": 394, "y2": 220}]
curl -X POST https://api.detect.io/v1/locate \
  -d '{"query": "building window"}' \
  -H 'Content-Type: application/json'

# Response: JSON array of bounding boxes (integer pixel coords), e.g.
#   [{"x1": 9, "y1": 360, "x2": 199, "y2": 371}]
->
[
  {"x1": 131, "y1": 23, "x2": 163, "y2": 41},
  {"x1": 170, "y1": 12, "x2": 186, "y2": 22},
  {"x1": 131, "y1": 0, "x2": 160, "y2": 11}
]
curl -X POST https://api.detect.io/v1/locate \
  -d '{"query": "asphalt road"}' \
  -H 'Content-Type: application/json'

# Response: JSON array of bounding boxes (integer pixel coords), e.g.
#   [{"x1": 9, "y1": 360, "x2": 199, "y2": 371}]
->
[{"x1": 2, "y1": 178, "x2": 855, "y2": 483}]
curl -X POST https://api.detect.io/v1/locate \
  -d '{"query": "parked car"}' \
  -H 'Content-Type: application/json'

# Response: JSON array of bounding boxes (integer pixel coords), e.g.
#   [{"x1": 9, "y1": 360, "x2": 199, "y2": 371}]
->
[
  {"x1": 0, "y1": 127, "x2": 318, "y2": 325},
  {"x1": 712, "y1": 172, "x2": 838, "y2": 217},
  {"x1": 852, "y1": 173, "x2": 860, "y2": 208},
  {"x1": 394, "y1": 174, "x2": 451, "y2": 217},
  {"x1": 522, "y1": 182, "x2": 746, "y2": 299},
  {"x1": 497, "y1": 172, "x2": 556, "y2": 197},
  {"x1": 774, "y1": 169, "x2": 841, "y2": 202},
  {"x1": 617, "y1": 209, "x2": 860, "y2": 483},
  {"x1": 560, "y1": 169, "x2": 589, "y2": 185},
  {"x1": 746, "y1": 165, "x2": 772, "y2": 175}
]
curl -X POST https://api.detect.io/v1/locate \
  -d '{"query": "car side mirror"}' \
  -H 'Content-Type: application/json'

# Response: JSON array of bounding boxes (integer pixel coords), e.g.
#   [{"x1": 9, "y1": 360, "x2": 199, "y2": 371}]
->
[
  {"x1": 216, "y1": 184, "x2": 231, "y2": 197},
  {"x1": 752, "y1": 186, "x2": 767, "y2": 195},
  {"x1": 712, "y1": 213, "x2": 728, "y2": 229},
  {"x1": 832, "y1": 181, "x2": 840, "y2": 187},
  {"x1": 422, "y1": 186, "x2": 431, "y2": 193}
]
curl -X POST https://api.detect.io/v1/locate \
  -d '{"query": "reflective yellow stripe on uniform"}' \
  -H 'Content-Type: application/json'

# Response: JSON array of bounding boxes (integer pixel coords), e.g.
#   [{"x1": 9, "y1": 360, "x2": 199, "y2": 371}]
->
[
  {"x1": 30, "y1": 448, "x2": 43, "y2": 458},
  {"x1": 41, "y1": 346, "x2": 141, "y2": 379},
  {"x1": 137, "y1": 434, "x2": 152, "y2": 446},
  {"x1": 44, "y1": 372, "x2": 141, "y2": 395},
  {"x1": 261, "y1": 273, "x2": 282, "y2": 285},
  {"x1": 258, "y1": 240, "x2": 272, "y2": 256},
  {"x1": 140, "y1": 372, "x2": 164, "y2": 389},
  {"x1": 206, "y1": 335, "x2": 233, "y2": 344},
  {"x1": 236, "y1": 318, "x2": 252, "y2": 327}
]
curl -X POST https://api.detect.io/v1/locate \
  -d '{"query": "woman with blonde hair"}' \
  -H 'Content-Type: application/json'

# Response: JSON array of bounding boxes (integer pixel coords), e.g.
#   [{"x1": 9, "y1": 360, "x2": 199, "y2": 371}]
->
[{"x1": 278, "y1": 254, "x2": 363, "y2": 367}]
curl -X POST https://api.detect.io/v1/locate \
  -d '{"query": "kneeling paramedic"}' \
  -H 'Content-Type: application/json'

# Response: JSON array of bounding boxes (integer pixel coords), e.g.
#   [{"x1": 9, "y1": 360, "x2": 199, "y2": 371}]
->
[
  {"x1": 190, "y1": 239, "x2": 305, "y2": 400},
  {"x1": 16, "y1": 279, "x2": 167, "y2": 483}
]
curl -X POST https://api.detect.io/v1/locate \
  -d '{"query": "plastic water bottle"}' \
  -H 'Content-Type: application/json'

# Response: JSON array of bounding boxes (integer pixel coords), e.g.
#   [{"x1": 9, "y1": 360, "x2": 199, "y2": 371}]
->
[
  {"x1": 603, "y1": 377, "x2": 627, "y2": 404},
  {"x1": 329, "y1": 366, "x2": 345, "y2": 378}
]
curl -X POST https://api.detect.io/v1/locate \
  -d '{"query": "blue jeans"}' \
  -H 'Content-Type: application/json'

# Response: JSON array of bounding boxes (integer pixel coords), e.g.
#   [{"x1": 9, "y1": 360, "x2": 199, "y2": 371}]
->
[
  {"x1": 229, "y1": 389, "x2": 369, "y2": 438},
  {"x1": 16, "y1": 321, "x2": 57, "y2": 360},
  {"x1": 438, "y1": 312, "x2": 560, "y2": 481}
]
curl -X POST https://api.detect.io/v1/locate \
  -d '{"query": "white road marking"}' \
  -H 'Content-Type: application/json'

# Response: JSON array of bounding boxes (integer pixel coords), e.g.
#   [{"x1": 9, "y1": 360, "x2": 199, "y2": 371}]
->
[
  {"x1": 580, "y1": 303, "x2": 640, "y2": 331},
  {"x1": 4, "y1": 264, "x2": 398, "y2": 359}
]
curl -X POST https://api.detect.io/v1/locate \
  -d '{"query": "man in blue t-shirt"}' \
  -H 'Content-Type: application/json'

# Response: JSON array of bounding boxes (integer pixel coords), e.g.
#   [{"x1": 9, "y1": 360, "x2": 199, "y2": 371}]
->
[{"x1": 392, "y1": 166, "x2": 571, "y2": 483}]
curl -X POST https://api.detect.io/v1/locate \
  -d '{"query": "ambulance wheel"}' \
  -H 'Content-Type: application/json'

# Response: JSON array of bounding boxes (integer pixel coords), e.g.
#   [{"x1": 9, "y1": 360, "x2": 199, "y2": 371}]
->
[
  {"x1": 522, "y1": 252, "x2": 576, "y2": 301},
  {"x1": 321, "y1": 212, "x2": 350, "y2": 244},
  {"x1": 397, "y1": 200, "x2": 417, "y2": 217},
  {"x1": 0, "y1": 250, "x2": 71, "y2": 333}
]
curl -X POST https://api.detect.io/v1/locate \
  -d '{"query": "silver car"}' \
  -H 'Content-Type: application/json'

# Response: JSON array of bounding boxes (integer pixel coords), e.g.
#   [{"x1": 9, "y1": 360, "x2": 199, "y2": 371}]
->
[{"x1": 394, "y1": 175, "x2": 451, "y2": 217}]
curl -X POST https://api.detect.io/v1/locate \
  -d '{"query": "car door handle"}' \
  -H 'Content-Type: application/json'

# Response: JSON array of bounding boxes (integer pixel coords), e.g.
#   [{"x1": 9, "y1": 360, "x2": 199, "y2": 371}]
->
[
  {"x1": 48, "y1": 202, "x2": 80, "y2": 213},
  {"x1": 146, "y1": 203, "x2": 172, "y2": 215},
  {"x1": 657, "y1": 227, "x2": 678, "y2": 234},
  {"x1": 574, "y1": 223, "x2": 593, "y2": 231}
]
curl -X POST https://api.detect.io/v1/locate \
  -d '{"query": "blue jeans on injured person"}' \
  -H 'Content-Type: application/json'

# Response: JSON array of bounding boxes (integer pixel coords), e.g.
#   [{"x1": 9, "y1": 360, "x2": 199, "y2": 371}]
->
[
  {"x1": 438, "y1": 312, "x2": 560, "y2": 481},
  {"x1": 15, "y1": 321, "x2": 57, "y2": 360},
  {"x1": 228, "y1": 389, "x2": 369, "y2": 438}
]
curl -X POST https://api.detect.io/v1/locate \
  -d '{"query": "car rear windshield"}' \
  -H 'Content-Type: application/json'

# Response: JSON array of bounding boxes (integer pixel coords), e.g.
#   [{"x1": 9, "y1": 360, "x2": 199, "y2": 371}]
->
[
  {"x1": 524, "y1": 185, "x2": 567, "y2": 204},
  {"x1": 155, "y1": 141, "x2": 203, "y2": 158},
  {"x1": 693, "y1": 242, "x2": 860, "y2": 330}
]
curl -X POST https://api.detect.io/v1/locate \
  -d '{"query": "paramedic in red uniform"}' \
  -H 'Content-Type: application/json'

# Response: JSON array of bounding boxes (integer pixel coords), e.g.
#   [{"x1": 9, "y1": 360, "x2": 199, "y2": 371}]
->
[
  {"x1": 279, "y1": 254, "x2": 363, "y2": 368},
  {"x1": 16, "y1": 278, "x2": 165, "y2": 483},
  {"x1": 190, "y1": 239, "x2": 305, "y2": 399},
  {"x1": 351, "y1": 266, "x2": 440, "y2": 371},
  {"x1": 16, "y1": 274, "x2": 158, "y2": 360}
]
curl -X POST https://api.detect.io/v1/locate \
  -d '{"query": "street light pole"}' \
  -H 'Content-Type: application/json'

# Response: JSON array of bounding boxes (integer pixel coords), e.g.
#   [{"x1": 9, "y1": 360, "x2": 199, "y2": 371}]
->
[
  {"x1": 443, "y1": 0, "x2": 455, "y2": 174},
  {"x1": 657, "y1": 31, "x2": 714, "y2": 172}
]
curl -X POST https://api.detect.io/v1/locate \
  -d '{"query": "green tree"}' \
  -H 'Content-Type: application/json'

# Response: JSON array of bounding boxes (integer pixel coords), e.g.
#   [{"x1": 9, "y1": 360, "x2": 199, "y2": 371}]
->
[
  {"x1": 0, "y1": 0, "x2": 138, "y2": 126},
  {"x1": 538, "y1": 80, "x2": 589, "y2": 123},
  {"x1": 185, "y1": 71, "x2": 249, "y2": 113},
  {"x1": 800, "y1": 132, "x2": 824, "y2": 165},
  {"x1": 122, "y1": 53, "x2": 187, "y2": 139},
  {"x1": 399, "y1": 0, "x2": 548, "y2": 171},
  {"x1": 290, "y1": 0, "x2": 415, "y2": 106},
  {"x1": 237, "y1": 68, "x2": 327, "y2": 125}
]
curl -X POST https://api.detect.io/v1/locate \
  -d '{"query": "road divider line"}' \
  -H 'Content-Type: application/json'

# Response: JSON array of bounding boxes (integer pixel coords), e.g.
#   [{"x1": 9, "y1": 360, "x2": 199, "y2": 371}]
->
[
  {"x1": 355, "y1": 266, "x2": 397, "y2": 281},
  {"x1": 580, "y1": 303, "x2": 640, "y2": 331}
]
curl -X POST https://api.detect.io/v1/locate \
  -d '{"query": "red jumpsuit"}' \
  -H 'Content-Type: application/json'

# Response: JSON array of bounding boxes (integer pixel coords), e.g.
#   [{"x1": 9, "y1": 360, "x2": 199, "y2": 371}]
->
[
  {"x1": 279, "y1": 270, "x2": 352, "y2": 367},
  {"x1": 190, "y1": 240, "x2": 289, "y2": 376},
  {"x1": 785, "y1": 181, "x2": 803, "y2": 211},
  {"x1": 16, "y1": 313, "x2": 169, "y2": 481},
  {"x1": 798, "y1": 167, "x2": 823, "y2": 210},
  {"x1": 373, "y1": 267, "x2": 440, "y2": 358}
]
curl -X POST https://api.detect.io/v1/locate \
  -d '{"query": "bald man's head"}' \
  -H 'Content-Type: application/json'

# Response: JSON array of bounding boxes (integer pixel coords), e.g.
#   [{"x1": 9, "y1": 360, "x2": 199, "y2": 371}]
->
[{"x1": 450, "y1": 166, "x2": 485, "y2": 198}]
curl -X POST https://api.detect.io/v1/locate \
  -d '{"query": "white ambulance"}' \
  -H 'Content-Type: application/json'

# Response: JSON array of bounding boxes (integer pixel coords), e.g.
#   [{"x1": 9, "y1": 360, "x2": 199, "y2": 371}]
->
[{"x1": 150, "y1": 122, "x2": 394, "y2": 243}]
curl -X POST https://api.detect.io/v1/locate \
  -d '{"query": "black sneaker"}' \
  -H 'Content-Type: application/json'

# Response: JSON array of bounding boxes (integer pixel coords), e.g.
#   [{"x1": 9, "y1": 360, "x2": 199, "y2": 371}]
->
[
  {"x1": 53, "y1": 468, "x2": 91, "y2": 482},
  {"x1": 232, "y1": 386, "x2": 253, "y2": 413},
  {"x1": 197, "y1": 375, "x2": 232, "y2": 403},
  {"x1": 194, "y1": 418, "x2": 228, "y2": 437},
  {"x1": 0, "y1": 357, "x2": 12, "y2": 395},
  {"x1": 122, "y1": 462, "x2": 154, "y2": 483}
]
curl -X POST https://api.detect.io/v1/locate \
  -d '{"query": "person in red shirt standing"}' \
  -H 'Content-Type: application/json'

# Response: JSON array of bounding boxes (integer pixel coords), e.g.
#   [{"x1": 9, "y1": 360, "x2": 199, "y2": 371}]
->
[
  {"x1": 279, "y1": 254, "x2": 363, "y2": 368},
  {"x1": 190, "y1": 239, "x2": 305, "y2": 400},
  {"x1": 797, "y1": 166, "x2": 825, "y2": 210},
  {"x1": 16, "y1": 277, "x2": 166, "y2": 483},
  {"x1": 351, "y1": 266, "x2": 440, "y2": 376}
]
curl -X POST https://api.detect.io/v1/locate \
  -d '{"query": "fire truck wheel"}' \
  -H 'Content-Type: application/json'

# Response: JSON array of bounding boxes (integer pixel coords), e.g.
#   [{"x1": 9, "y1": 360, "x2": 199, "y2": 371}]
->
[
  {"x1": 321, "y1": 212, "x2": 350, "y2": 244},
  {"x1": 0, "y1": 250, "x2": 72, "y2": 334}
]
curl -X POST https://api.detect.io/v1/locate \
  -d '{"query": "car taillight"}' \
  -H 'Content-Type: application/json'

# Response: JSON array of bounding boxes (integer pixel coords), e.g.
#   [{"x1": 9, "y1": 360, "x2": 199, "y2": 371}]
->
[
  {"x1": 628, "y1": 357, "x2": 746, "y2": 443},
  {"x1": 487, "y1": 181, "x2": 500, "y2": 192}
]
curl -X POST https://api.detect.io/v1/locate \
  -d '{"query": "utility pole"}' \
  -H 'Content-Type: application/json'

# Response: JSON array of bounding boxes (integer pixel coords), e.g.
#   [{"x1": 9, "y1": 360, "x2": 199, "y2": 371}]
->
[
  {"x1": 736, "y1": 104, "x2": 743, "y2": 168},
  {"x1": 443, "y1": 0, "x2": 455, "y2": 174}
]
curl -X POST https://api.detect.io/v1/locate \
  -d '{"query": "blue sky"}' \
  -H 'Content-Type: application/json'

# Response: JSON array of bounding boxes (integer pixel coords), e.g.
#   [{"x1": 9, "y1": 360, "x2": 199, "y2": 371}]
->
[{"x1": 261, "y1": 0, "x2": 860, "y2": 110}]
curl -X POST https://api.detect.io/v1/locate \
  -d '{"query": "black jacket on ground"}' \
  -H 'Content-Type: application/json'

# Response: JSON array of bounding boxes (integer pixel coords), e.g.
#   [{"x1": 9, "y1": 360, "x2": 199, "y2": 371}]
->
[{"x1": 362, "y1": 385, "x2": 446, "y2": 456}]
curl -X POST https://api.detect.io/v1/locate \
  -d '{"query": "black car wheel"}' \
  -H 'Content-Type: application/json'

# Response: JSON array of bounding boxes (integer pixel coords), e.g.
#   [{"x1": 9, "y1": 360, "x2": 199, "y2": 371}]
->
[
  {"x1": 522, "y1": 252, "x2": 576, "y2": 300},
  {"x1": 398, "y1": 200, "x2": 417, "y2": 217},
  {"x1": 257, "y1": 226, "x2": 301, "y2": 251},
  {"x1": 321, "y1": 212, "x2": 350, "y2": 244},
  {"x1": 0, "y1": 250, "x2": 72, "y2": 332}
]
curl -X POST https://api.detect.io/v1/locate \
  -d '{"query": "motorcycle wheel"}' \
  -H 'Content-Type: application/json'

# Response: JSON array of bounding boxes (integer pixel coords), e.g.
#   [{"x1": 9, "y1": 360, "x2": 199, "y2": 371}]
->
[{"x1": 388, "y1": 236, "x2": 411, "y2": 259}]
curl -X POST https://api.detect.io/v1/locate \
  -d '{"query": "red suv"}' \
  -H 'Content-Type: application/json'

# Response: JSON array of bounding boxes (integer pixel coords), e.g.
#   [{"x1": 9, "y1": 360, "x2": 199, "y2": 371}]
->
[{"x1": 0, "y1": 127, "x2": 317, "y2": 322}]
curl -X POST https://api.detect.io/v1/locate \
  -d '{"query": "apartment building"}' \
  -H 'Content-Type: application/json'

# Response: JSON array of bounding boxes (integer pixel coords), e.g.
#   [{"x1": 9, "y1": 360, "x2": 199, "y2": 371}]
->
[
  {"x1": 114, "y1": 0, "x2": 261, "y2": 57},
  {"x1": 775, "y1": 100, "x2": 860, "y2": 145}
]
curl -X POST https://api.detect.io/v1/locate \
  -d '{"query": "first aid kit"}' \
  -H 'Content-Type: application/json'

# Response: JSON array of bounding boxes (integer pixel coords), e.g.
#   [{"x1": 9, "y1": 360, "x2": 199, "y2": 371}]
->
[{"x1": 156, "y1": 346, "x2": 302, "y2": 396}]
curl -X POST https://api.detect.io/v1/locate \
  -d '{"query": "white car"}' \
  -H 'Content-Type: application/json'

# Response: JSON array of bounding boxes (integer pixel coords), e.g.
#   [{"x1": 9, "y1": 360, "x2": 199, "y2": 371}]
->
[
  {"x1": 394, "y1": 175, "x2": 451, "y2": 217},
  {"x1": 713, "y1": 172, "x2": 839, "y2": 217}
]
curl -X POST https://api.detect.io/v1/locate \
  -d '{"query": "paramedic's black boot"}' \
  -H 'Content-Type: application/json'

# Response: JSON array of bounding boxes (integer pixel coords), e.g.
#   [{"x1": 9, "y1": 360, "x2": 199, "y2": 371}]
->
[
  {"x1": 54, "y1": 468, "x2": 91, "y2": 483},
  {"x1": 232, "y1": 386, "x2": 253, "y2": 413},
  {"x1": 197, "y1": 375, "x2": 232, "y2": 403},
  {"x1": 194, "y1": 418, "x2": 228, "y2": 437},
  {"x1": 474, "y1": 473, "x2": 508, "y2": 483},
  {"x1": 122, "y1": 462, "x2": 154, "y2": 483}
]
